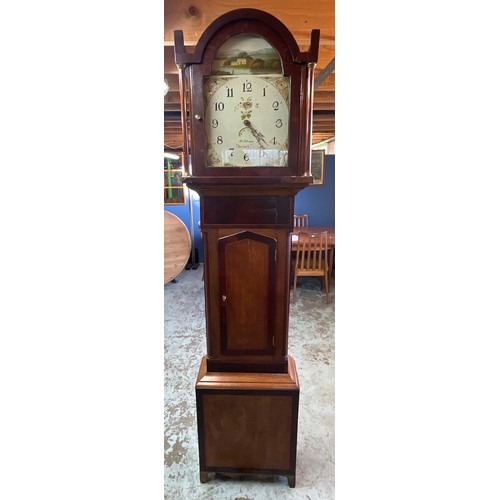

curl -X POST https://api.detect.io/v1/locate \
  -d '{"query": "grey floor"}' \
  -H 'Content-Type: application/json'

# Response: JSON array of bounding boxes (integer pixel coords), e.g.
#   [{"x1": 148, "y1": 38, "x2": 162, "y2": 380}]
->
[{"x1": 165, "y1": 265, "x2": 335, "y2": 499}]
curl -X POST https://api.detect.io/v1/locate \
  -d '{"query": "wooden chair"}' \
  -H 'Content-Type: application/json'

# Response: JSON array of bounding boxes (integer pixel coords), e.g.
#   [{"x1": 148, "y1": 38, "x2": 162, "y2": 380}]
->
[
  {"x1": 293, "y1": 214, "x2": 309, "y2": 227},
  {"x1": 292, "y1": 231, "x2": 330, "y2": 304}
]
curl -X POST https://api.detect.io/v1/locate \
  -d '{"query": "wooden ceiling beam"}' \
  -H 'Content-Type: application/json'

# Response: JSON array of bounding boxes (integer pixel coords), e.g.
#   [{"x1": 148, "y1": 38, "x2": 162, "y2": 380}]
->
[
  {"x1": 314, "y1": 72, "x2": 334, "y2": 91},
  {"x1": 314, "y1": 57, "x2": 335, "y2": 90},
  {"x1": 311, "y1": 111, "x2": 335, "y2": 120}
]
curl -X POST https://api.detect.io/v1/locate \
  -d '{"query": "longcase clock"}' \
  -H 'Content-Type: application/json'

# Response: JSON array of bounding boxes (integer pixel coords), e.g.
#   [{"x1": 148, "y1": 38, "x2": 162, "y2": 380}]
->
[{"x1": 174, "y1": 9, "x2": 319, "y2": 487}]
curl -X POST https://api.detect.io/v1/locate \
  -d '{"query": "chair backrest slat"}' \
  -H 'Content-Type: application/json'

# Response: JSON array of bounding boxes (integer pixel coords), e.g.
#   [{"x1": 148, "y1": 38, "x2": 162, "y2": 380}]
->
[
  {"x1": 295, "y1": 231, "x2": 328, "y2": 273},
  {"x1": 293, "y1": 214, "x2": 309, "y2": 228}
]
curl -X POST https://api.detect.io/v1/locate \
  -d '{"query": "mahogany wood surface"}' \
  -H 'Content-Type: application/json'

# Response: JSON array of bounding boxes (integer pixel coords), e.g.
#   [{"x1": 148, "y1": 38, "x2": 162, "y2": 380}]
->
[
  {"x1": 164, "y1": 211, "x2": 191, "y2": 283},
  {"x1": 182, "y1": 180, "x2": 303, "y2": 374},
  {"x1": 203, "y1": 394, "x2": 292, "y2": 468},
  {"x1": 195, "y1": 355, "x2": 299, "y2": 487},
  {"x1": 219, "y1": 232, "x2": 276, "y2": 355},
  {"x1": 196, "y1": 355, "x2": 299, "y2": 390},
  {"x1": 203, "y1": 224, "x2": 290, "y2": 373}
]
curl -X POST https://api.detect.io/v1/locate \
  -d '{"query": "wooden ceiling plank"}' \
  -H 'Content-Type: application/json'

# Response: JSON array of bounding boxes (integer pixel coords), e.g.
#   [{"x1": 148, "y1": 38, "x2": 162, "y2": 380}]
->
[{"x1": 164, "y1": 0, "x2": 335, "y2": 44}]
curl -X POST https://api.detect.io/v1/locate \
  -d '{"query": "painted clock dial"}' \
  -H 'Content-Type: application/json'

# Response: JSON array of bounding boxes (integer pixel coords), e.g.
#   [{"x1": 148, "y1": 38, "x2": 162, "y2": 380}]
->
[
  {"x1": 204, "y1": 75, "x2": 290, "y2": 167},
  {"x1": 203, "y1": 34, "x2": 290, "y2": 167}
]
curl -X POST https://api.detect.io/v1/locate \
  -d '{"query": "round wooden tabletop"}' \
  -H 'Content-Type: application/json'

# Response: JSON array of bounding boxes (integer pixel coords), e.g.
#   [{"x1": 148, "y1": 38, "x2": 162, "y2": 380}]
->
[{"x1": 164, "y1": 211, "x2": 191, "y2": 283}]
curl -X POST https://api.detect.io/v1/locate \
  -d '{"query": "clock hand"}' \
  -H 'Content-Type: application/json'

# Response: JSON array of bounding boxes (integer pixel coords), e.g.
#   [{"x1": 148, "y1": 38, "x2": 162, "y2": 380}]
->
[{"x1": 242, "y1": 119, "x2": 269, "y2": 148}]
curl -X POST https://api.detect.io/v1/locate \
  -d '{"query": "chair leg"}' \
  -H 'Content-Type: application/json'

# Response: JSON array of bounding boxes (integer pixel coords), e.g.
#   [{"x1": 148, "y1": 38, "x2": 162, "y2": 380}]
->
[{"x1": 293, "y1": 274, "x2": 297, "y2": 303}]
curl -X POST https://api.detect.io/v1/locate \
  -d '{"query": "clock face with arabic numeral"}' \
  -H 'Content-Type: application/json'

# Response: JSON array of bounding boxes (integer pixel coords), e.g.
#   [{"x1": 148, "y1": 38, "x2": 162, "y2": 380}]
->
[{"x1": 204, "y1": 74, "x2": 290, "y2": 167}]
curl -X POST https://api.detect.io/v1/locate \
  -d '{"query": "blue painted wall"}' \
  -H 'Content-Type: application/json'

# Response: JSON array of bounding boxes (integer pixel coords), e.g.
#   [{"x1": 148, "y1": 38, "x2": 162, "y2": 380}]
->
[
  {"x1": 164, "y1": 154, "x2": 335, "y2": 263},
  {"x1": 294, "y1": 154, "x2": 335, "y2": 227}
]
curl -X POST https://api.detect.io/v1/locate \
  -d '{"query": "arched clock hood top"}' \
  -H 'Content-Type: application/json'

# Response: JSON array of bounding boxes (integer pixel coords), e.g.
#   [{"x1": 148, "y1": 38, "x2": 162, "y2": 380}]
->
[{"x1": 174, "y1": 9, "x2": 319, "y2": 67}]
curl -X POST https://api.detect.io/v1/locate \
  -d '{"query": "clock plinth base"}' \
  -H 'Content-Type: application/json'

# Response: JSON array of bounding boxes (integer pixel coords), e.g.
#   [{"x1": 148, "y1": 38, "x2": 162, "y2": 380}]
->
[{"x1": 195, "y1": 355, "x2": 300, "y2": 488}]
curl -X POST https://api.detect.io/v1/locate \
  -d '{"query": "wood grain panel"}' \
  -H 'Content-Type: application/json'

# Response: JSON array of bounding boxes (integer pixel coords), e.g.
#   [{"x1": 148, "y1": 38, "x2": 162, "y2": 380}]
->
[
  {"x1": 195, "y1": 355, "x2": 300, "y2": 484},
  {"x1": 202, "y1": 393, "x2": 292, "y2": 469},
  {"x1": 219, "y1": 232, "x2": 276, "y2": 354},
  {"x1": 204, "y1": 196, "x2": 291, "y2": 225}
]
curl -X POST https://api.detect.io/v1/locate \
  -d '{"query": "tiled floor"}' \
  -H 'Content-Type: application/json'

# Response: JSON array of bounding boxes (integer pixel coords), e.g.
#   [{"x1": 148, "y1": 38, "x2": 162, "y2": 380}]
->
[{"x1": 165, "y1": 266, "x2": 335, "y2": 499}]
